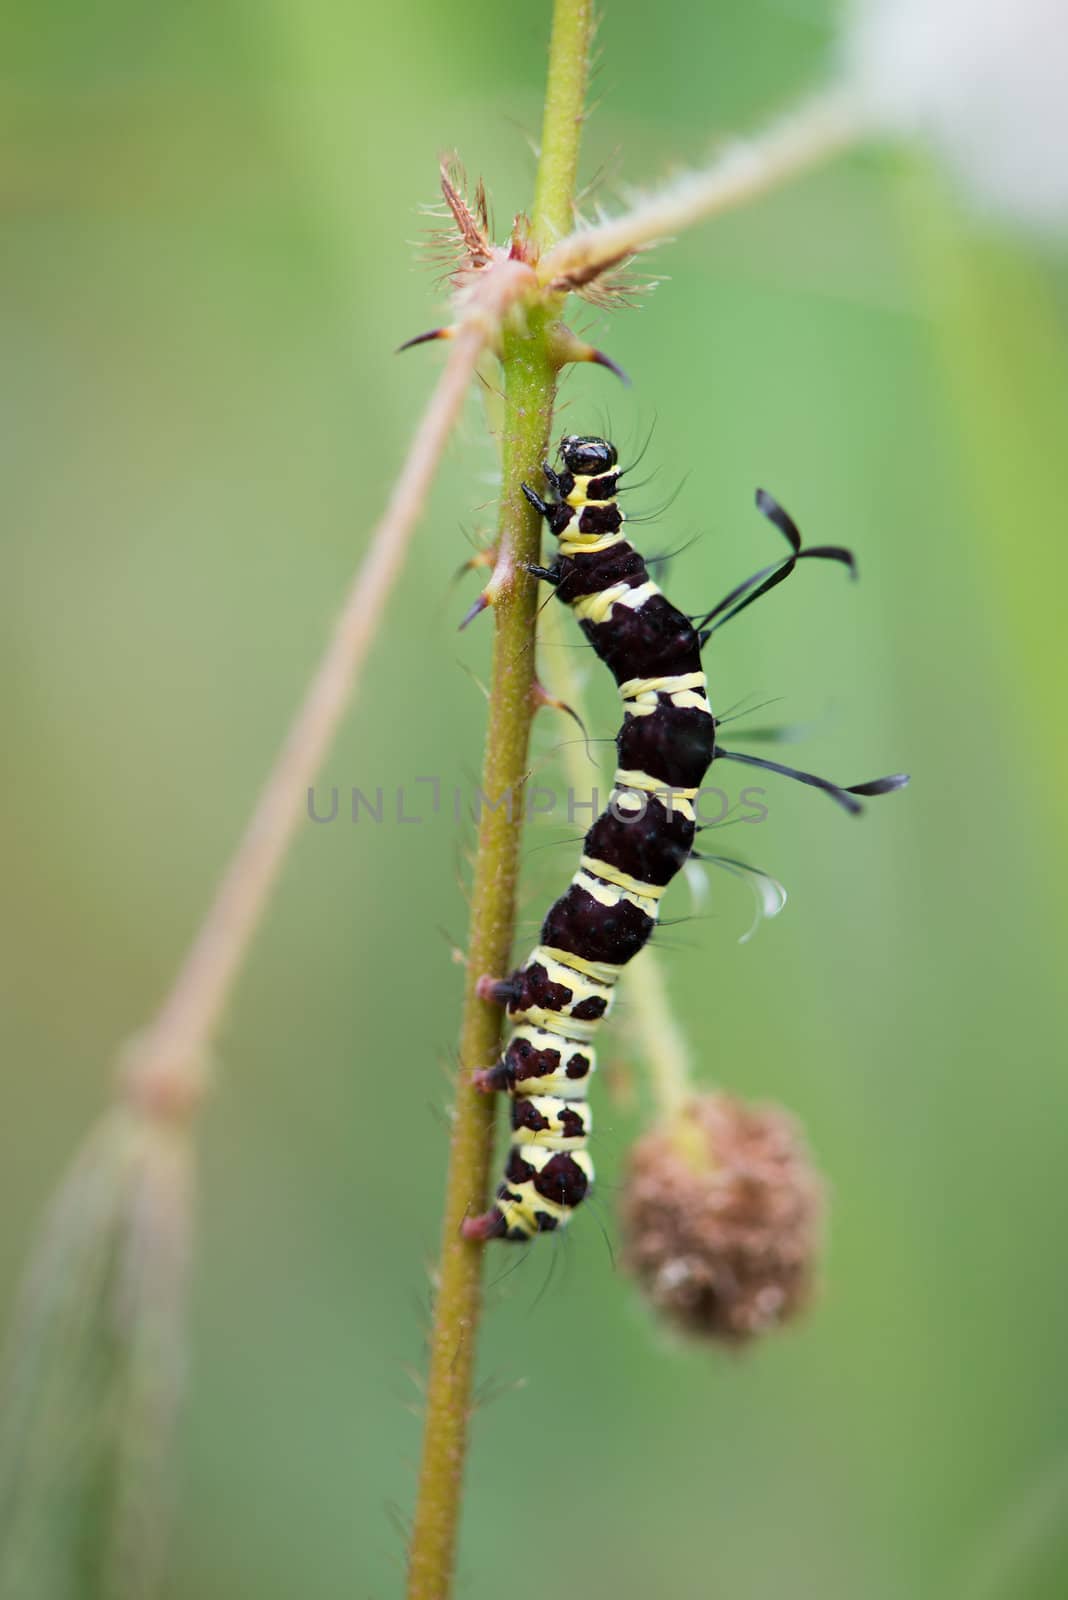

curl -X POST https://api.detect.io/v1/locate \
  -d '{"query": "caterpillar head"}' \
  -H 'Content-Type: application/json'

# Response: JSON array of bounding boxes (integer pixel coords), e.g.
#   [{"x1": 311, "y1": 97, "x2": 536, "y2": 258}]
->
[{"x1": 559, "y1": 435, "x2": 618, "y2": 476}]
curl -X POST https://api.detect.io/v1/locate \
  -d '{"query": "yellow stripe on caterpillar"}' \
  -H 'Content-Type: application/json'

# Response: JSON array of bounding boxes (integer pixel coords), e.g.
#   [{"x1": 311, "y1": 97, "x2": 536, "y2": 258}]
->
[
  {"x1": 574, "y1": 869, "x2": 662, "y2": 918},
  {"x1": 514, "y1": 1005, "x2": 603, "y2": 1042},
  {"x1": 620, "y1": 671, "x2": 708, "y2": 700},
  {"x1": 570, "y1": 580, "x2": 660, "y2": 626},
  {"x1": 558, "y1": 530, "x2": 627, "y2": 557},
  {"x1": 537, "y1": 946, "x2": 624, "y2": 987},
  {"x1": 620, "y1": 670, "x2": 713, "y2": 718},
  {"x1": 609, "y1": 784, "x2": 696, "y2": 824},
  {"x1": 580, "y1": 856, "x2": 668, "y2": 901},
  {"x1": 625, "y1": 689, "x2": 711, "y2": 716},
  {"x1": 614, "y1": 768, "x2": 699, "y2": 799},
  {"x1": 565, "y1": 474, "x2": 617, "y2": 509},
  {"x1": 531, "y1": 947, "x2": 617, "y2": 1005},
  {"x1": 494, "y1": 1186, "x2": 567, "y2": 1237}
]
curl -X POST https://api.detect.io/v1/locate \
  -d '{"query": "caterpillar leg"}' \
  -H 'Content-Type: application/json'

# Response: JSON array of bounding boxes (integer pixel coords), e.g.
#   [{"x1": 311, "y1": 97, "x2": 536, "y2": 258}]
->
[
  {"x1": 522, "y1": 562, "x2": 560, "y2": 585},
  {"x1": 462, "y1": 1208, "x2": 511, "y2": 1241},
  {"x1": 475, "y1": 972, "x2": 518, "y2": 1006},
  {"x1": 463, "y1": 1146, "x2": 595, "y2": 1242}
]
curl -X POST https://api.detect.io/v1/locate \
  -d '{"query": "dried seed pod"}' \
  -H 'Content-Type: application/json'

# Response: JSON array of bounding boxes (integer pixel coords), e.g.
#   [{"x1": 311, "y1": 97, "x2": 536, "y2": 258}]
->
[{"x1": 619, "y1": 1093, "x2": 824, "y2": 1345}]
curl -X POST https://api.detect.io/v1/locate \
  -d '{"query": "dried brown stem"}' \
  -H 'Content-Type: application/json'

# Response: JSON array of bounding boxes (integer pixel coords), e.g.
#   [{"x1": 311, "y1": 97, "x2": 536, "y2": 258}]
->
[{"x1": 124, "y1": 292, "x2": 523, "y2": 1116}]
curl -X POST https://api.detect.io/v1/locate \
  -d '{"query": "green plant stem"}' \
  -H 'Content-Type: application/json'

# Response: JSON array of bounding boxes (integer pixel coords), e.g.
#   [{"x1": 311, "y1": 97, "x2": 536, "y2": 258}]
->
[
  {"x1": 532, "y1": 0, "x2": 592, "y2": 243},
  {"x1": 406, "y1": 5, "x2": 592, "y2": 1596},
  {"x1": 406, "y1": 326, "x2": 553, "y2": 1600}
]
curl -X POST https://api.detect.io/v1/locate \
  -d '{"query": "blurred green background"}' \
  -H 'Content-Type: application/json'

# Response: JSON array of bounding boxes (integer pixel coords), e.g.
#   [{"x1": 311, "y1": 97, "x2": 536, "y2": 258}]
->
[{"x1": 4, "y1": 1, "x2": 1068, "y2": 1596}]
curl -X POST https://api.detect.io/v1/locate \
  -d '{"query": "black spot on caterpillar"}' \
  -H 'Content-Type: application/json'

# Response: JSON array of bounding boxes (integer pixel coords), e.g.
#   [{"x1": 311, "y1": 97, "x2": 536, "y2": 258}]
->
[{"x1": 464, "y1": 436, "x2": 909, "y2": 1242}]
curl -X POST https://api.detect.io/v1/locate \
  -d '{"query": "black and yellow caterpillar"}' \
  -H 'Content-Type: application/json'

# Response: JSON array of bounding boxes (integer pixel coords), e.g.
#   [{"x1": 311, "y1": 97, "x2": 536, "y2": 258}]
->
[{"x1": 463, "y1": 435, "x2": 907, "y2": 1242}]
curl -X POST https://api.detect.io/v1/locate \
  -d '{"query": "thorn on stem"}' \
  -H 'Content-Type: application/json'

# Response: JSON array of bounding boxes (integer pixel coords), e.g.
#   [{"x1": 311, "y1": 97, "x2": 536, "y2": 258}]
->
[
  {"x1": 586, "y1": 347, "x2": 631, "y2": 386},
  {"x1": 547, "y1": 323, "x2": 631, "y2": 386},
  {"x1": 459, "y1": 591, "x2": 492, "y2": 630},
  {"x1": 532, "y1": 680, "x2": 594, "y2": 760},
  {"x1": 397, "y1": 327, "x2": 456, "y2": 354},
  {"x1": 532, "y1": 679, "x2": 580, "y2": 727},
  {"x1": 453, "y1": 548, "x2": 497, "y2": 585}
]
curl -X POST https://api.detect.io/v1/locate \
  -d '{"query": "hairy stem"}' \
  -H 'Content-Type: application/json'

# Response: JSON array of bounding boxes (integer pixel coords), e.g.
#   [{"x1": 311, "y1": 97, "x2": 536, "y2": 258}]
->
[
  {"x1": 406, "y1": 4, "x2": 593, "y2": 1595},
  {"x1": 406, "y1": 321, "x2": 555, "y2": 1600},
  {"x1": 542, "y1": 86, "x2": 861, "y2": 288}
]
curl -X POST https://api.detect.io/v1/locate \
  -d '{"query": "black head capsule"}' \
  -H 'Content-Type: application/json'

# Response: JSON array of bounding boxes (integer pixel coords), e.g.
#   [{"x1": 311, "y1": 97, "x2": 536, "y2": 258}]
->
[{"x1": 559, "y1": 435, "x2": 618, "y2": 477}]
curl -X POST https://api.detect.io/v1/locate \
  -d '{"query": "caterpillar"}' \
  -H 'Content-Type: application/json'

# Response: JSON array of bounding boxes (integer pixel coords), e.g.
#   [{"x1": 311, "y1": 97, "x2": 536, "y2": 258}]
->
[{"x1": 462, "y1": 435, "x2": 908, "y2": 1243}]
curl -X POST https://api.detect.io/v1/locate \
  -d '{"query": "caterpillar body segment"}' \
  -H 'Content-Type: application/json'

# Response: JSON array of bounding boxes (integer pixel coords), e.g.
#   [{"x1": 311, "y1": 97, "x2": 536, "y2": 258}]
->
[
  {"x1": 464, "y1": 435, "x2": 909, "y2": 1244},
  {"x1": 465, "y1": 436, "x2": 716, "y2": 1242}
]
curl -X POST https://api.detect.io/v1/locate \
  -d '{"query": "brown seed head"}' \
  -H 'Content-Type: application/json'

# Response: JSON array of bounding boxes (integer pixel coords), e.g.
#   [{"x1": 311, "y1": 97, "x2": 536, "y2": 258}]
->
[{"x1": 619, "y1": 1093, "x2": 824, "y2": 1346}]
